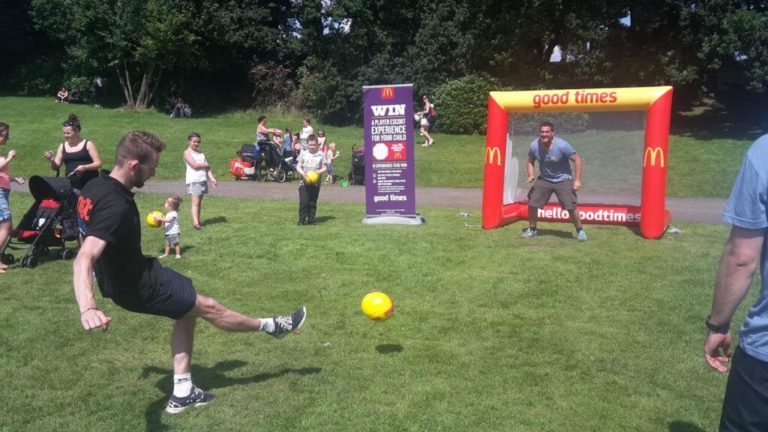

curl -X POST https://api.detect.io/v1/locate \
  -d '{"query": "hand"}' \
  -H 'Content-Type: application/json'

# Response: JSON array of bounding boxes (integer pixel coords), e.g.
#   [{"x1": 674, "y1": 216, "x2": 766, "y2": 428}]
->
[
  {"x1": 211, "y1": 179, "x2": 218, "y2": 188},
  {"x1": 80, "y1": 308, "x2": 112, "y2": 332},
  {"x1": 527, "y1": 175, "x2": 535, "y2": 183},
  {"x1": 704, "y1": 331, "x2": 732, "y2": 373},
  {"x1": 43, "y1": 150, "x2": 55, "y2": 161},
  {"x1": 573, "y1": 180, "x2": 582, "y2": 191},
  {"x1": 14, "y1": 177, "x2": 25, "y2": 185},
  {"x1": 7, "y1": 149, "x2": 16, "y2": 159}
]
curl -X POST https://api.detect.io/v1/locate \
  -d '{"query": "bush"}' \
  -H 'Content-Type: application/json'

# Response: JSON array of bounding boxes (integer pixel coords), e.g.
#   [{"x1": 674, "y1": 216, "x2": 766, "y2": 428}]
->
[
  {"x1": 432, "y1": 75, "x2": 497, "y2": 134},
  {"x1": 249, "y1": 61, "x2": 298, "y2": 110}
]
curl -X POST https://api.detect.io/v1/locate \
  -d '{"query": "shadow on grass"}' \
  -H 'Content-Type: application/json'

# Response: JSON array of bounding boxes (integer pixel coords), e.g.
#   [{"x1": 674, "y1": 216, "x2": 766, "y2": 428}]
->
[
  {"x1": 671, "y1": 108, "x2": 768, "y2": 142},
  {"x1": 668, "y1": 420, "x2": 706, "y2": 432},
  {"x1": 201, "y1": 215, "x2": 228, "y2": 227},
  {"x1": 376, "y1": 344, "x2": 403, "y2": 354},
  {"x1": 140, "y1": 361, "x2": 321, "y2": 431}
]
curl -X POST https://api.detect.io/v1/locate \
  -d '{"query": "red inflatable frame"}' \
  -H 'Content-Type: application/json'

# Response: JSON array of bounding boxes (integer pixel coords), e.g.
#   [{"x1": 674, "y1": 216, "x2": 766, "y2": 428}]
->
[{"x1": 482, "y1": 86, "x2": 673, "y2": 239}]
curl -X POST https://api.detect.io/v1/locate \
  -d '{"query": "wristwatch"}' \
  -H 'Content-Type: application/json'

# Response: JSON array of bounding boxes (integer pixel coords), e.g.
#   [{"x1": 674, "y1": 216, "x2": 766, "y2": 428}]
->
[{"x1": 705, "y1": 316, "x2": 730, "y2": 334}]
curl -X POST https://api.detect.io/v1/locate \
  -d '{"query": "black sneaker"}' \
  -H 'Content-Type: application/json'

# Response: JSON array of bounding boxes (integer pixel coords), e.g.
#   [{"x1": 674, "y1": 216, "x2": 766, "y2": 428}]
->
[
  {"x1": 165, "y1": 386, "x2": 215, "y2": 414},
  {"x1": 267, "y1": 306, "x2": 307, "y2": 339}
]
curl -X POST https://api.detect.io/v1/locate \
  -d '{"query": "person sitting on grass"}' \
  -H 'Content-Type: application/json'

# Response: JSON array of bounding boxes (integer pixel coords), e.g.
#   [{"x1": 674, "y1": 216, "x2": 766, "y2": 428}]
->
[
  {"x1": 56, "y1": 87, "x2": 69, "y2": 103},
  {"x1": 73, "y1": 130, "x2": 307, "y2": 414}
]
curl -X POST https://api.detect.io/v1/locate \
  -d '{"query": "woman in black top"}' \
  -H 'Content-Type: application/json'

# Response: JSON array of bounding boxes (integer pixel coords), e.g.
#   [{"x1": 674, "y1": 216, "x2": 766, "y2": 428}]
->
[{"x1": 43, "y1": 113, "x2": 103, "y2": 191}]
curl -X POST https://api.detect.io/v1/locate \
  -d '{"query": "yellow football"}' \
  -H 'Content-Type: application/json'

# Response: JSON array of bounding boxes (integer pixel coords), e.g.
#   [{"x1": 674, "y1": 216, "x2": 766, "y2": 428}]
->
[
  {"x1": 146, "y1": 211, "x2": 164, "y2": 228},
  {"x1": 305, "y1": 170, "x2": 320, "y2": 185},
  {"x1": 361, "y1": 292, "x2": 395, "y2": 321}
]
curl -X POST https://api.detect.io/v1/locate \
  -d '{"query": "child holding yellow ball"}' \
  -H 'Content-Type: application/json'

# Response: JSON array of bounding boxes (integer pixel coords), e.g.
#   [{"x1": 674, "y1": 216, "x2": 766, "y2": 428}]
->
[
  {"x1": 295, "y1": 134, "x2": 327, "y2": 225},
  {"x1": 157, "y1": 196, "x2": 182, "y2": 259}
]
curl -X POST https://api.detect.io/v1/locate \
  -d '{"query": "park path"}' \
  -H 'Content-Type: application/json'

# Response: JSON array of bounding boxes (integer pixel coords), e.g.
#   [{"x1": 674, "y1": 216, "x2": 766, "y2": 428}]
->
[
  {"x1": 135, "y1": 180, "x2": 726, "y2": 225},
  {"x1": 12, "y1": 179, "x2": 726, "y2": 225}
]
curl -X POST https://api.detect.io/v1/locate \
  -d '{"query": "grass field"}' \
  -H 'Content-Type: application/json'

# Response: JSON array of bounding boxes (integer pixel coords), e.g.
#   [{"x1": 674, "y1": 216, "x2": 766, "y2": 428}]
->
[
  {"x1": 0, "y1": 97, "x2": 754, "y2": 197},
  {"x1": 0, "y1": 97, "x2": 759, "y2": 431},
  {"x1": 0, "y1": 191, "x2": 750, "y2": 432}
]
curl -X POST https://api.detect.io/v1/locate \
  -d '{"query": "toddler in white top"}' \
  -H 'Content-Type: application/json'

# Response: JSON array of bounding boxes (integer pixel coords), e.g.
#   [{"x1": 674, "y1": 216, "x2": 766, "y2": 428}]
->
[{"x1": 157, "y1": 196, "x2": 183, "y2": 259}]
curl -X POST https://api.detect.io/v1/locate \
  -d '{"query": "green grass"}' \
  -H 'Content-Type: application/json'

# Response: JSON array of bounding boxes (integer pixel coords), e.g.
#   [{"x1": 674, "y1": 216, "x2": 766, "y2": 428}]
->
[
  {"x1": 0, "y1": 97, "x2": 753, "y2": 196},
  {"x1": 0, "y1": 191, "x2": 747, "y2": 431},
  {"x1": 0, "y1": 97, "x2": 756, "y2": 431}
]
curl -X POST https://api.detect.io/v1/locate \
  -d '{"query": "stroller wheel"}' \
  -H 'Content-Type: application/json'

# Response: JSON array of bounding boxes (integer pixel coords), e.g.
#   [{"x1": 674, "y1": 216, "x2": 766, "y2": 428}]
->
[
  {"x1": 25, "y1": 256, "x2": 39, "y2": 268},
  {"x1": 1, "y1": 253, "x2": 14, "y2": 265},
  {"x1": 61, "y1": 249, "x2": 76, "y2": 260},
  {"x1": 276, "y1": 169, "x2": 288, "y2": 183}
]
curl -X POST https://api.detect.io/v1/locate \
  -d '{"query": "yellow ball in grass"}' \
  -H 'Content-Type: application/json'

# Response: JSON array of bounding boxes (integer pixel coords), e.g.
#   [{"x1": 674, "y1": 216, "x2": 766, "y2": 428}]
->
[
  {"x1": 361, "y1": 292, "x2": 395, "y2": 321},
  {"x1": 146, "y1": 211, "x2": 164, "y2": 228},
  {"x1": 305, "y1": 170, "x2": 320, "y2": 185}
]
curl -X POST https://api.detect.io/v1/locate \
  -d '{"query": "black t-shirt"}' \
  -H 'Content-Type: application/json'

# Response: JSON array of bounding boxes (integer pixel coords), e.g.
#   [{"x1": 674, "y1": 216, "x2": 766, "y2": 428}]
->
[{"x1": 77, "y1": 172, "x2": 160, "y2": 308}]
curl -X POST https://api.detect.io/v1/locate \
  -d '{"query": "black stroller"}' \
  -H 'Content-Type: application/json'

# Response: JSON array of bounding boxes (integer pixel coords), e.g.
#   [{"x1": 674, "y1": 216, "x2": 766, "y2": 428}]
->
[
  {"x1": 0, "y1": 176, "x2": 79, "y2": 268},
  {"x1": 257, "y1": 140, "x2": 296, "y2": 183},
  {"x1": 348, "y1": 144, "x2": 365, "y2": 185}
]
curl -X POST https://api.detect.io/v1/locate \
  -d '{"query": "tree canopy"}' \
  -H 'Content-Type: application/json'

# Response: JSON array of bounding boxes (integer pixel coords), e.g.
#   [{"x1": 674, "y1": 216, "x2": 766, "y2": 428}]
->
[{"x1": 1, "y1": 0, "x2": 764, "y2": 124}]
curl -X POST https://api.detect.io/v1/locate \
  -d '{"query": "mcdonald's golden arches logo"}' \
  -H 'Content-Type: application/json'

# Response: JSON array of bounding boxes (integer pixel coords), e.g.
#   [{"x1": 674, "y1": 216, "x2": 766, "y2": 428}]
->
[
  {"x1": 380, "y1": 87, "x2": 395, "y2": 100},
  {"x1": 485, "y1": 147, "x2": 501, "y2": 166},
  {"x1": 643, "y1": 147, "x2": 665, "y2": 167}
]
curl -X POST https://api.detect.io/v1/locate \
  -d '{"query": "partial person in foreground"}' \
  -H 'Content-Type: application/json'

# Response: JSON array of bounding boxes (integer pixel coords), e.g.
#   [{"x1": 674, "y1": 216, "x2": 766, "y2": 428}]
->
[
  {"x1": 522, "y1": 121, "x2": 586, "y2": 241},
  {"x1": 0, "y1": 122, "x2": 26, "y2": 273},
  {"x1": 73, "y1": 131, "x2": 306, "y2": 414},
  {"x1": 704, "y1": 134, "x2": 768, "y2": 431}
]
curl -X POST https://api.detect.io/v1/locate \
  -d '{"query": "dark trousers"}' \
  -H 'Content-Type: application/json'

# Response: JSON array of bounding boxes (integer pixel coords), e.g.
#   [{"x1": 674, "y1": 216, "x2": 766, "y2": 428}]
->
[
  {"x1": 720, "y1": 346, "x2": 768, "y2": 431},
  {"x1": 298, "y1": 183, "x2": 320, "y2": 223}
]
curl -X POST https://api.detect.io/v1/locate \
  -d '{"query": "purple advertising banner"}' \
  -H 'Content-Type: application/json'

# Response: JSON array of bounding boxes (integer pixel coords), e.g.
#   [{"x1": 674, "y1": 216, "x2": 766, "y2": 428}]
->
[{"x1": 363, "y1": 84, "x2": 416, "y2": 216}]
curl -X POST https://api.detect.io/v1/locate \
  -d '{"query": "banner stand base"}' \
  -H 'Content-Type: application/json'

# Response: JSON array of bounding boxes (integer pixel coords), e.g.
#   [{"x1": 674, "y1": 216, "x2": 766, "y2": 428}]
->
[{"x1": 362, "y1": 214, "x2": 426, "y2": 225}]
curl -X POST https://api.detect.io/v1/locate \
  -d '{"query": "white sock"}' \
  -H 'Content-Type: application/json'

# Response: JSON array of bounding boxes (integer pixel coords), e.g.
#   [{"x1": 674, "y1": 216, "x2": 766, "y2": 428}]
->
[
  {"x1": 173, "y1": 373, "x2": 193, "y2": 397},
  {"x1": 259, "y1": 318, "x2": 275, "y2": 333}
]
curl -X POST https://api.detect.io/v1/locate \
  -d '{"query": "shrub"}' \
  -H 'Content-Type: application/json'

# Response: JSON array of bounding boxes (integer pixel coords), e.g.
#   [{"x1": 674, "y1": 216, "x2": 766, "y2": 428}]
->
[
  {"x1": 431, "y1": 75, "x2": 497, "y2": 134},
  {"x1": 249, "y1": 61, "x2": 297, "y2": 109}
]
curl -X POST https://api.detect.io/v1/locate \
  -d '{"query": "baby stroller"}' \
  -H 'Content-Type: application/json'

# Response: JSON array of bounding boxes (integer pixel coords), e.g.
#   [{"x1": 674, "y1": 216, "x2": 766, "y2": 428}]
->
[
  {"x1": 230, "y1": 143, "x2": 259, "y2": 181},
  {"x1": 0, "y1": 176, "x2": 79, "y2": 268},
  {"x1": 258, "y1": 140, "x2": 296, "y2": 183},
  {"x1": 348, "y1": 144, "x2": 365, "y2": 185}
]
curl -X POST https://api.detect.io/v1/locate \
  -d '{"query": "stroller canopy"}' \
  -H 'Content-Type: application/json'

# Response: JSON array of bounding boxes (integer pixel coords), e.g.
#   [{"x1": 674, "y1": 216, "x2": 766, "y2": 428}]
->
[{"x1": 28, "y1": 176, "x2": 73, "y2": 202}]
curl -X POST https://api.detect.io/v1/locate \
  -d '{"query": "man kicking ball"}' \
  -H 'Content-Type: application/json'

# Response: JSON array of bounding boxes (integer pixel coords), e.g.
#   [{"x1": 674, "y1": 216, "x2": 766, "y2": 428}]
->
[{"x1": 72, "y1": 130, "x2": 306, "y2": 413}]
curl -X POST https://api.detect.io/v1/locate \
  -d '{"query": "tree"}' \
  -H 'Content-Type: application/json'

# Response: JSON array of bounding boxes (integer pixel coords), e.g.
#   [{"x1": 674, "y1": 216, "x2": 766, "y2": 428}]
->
[{"x1": 32, "y1": 0, "x2": 197, "y2": 108}]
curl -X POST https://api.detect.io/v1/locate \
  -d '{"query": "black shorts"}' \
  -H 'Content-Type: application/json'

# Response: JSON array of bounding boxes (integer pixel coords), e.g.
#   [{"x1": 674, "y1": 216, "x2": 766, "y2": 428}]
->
[
  {"x1": 720, "y1": 346, "x2": 768, "y2": 431},
  {"x1": 117, "y1": 268, "x2": 197, "y2": 320},
  {"x1": 527, "y1": 178, "x2": 578, "y2": 210}
]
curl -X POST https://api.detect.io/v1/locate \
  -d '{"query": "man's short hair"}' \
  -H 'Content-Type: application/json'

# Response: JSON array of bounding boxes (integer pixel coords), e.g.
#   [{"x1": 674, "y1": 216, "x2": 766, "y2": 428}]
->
[
  {"x1": 539, "y1": 121, "x2": 554, "y2": 130},
  {"x1": 115, "y1": 131, "x2": 166, "y2": 166},
  {"x1": 306, "y1": 134, "x2": 318, "y2": 143}
]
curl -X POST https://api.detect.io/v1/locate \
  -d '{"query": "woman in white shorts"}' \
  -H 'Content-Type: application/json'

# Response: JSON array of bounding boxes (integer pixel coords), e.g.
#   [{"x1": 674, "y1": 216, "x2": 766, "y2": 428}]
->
[{"x1": 183, "y1": 132, "x2": 217, "y2": 230}]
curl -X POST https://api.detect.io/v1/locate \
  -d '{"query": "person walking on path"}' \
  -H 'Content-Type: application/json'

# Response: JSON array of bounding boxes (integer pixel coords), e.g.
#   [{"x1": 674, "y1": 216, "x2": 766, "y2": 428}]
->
[
  {"x1": 73, "y1": 130, "x2": 306, "y2": 414},
  {"x1": 704, "y1": 134, "x2": 768, "y2": 431},
  {"x1": 521, "y1": 121, "x2": 586, "y2": 241}
]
